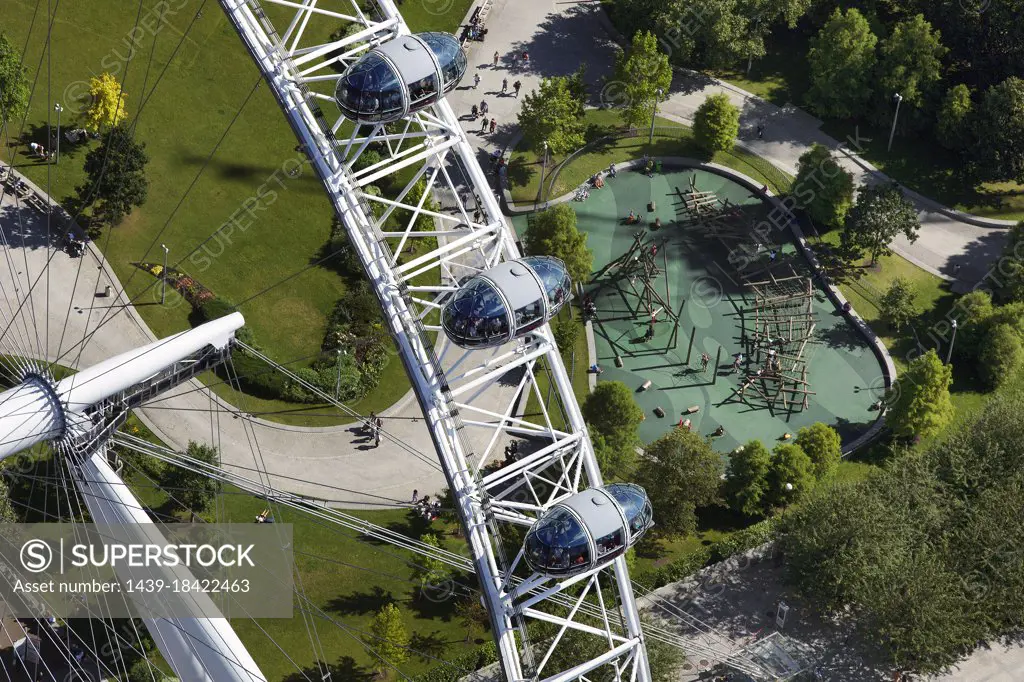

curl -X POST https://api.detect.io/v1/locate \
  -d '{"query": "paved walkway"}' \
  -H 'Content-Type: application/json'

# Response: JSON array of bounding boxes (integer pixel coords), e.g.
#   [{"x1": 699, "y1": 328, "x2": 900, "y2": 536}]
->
[{"x1": 455, "y1": 0, "x2": 1015, "y2": 293}]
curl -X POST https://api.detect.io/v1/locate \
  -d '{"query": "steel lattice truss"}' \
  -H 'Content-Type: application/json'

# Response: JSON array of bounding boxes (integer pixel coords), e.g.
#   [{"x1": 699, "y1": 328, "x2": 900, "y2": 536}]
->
[{"x1": 216, "y1": 0, "x2": 651, "y2": 681}]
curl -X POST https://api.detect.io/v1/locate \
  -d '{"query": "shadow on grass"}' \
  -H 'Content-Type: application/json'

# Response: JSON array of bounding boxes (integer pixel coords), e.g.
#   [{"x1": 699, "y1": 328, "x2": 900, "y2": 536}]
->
[
  {"x1": 326, "y1": 585, "x2": 396, "y2": 616},
  {"x1": 281, "y1": 656, "x2": 374, "y2": 682}
]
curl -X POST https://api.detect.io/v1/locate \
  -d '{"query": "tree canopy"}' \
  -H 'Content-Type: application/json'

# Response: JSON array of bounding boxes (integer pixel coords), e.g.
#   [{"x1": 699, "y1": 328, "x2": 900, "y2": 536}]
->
[
  {"x1": 582, "y1": 381, "x2": 644, "y2": 445},
  {"x1": 0, "y1": 33, "x2": 29, "y2": 124},
  {"x1": 971, "y1": 76, "x2": 1024, "y2": 183},
  {"x1": 806, "y1": 9, "x2": 877, "y2": 119},
  {"x1": 80, "y1": 124, "x2": 150, "y2": 226},
  {"x1": 780, "y1": 389, "x2": 1024, "y2": 674},
  {"x1": 841, "y1": 182, "x2": 920, "y2": 265},
  {"x1": 936, "y1": 84, "x2": 973, "y2": 150},
  {"x1": 517, "y1": 76, "x2": 586, "y2": 155},
  {"x1": 792, "y1": 144, "x2": 855, "y2": 230},
  {"x1": 611, "y1": 30, "x2": 672, "y2": 129},
  {"x1": 724, "y1": 439, "x2": 772, "y2": 517},
  {"x1": 162, "y1": 441, "x2": 220, "y2": 513},
  {"x1": 879, "y1": 276, "x2": 917, "y2": 332},
  {"x1": 85, "y1": 73, "x2": 129, "y2": 131},
  {"x1": 874, "y1": 14, "x2": 947, "y2": 128},
  {"x1": 368, "y1": 603, "x2": 408, "y2": 675},
  {"x1": 887, "y1": 349, "x2": 954, "y2": 440},
  {"x1": 794, "y1": 423, "x2": 841, "y2": 480},
  {"x1": 766, "y1": 443, "x2": 814, "y2": 507},
  {"x1": 523, "y1": 204, "x2": 593, "y2": 284},
  {"x1": 693, "y1": 93, "x2": 740, "y2": 154},
  {"x1": 634, "y1": 428, "x2": 723, "y2": 536},
  {"x1": 413, "y1": 534, "x2": 453, "y2": 601},
  {"x1": 978, "y1": 323, "x2": 1024, "y2": 390}
]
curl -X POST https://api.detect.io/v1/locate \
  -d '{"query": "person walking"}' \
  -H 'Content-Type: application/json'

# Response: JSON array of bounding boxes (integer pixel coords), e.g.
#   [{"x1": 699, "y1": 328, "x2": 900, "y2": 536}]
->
[
  {"x1": 489, "y1": 118, "x2": 497, "y2": 133},
  {"x1": 481, "y1": 100, "x2": 488, "y2": 115},
  {"x1": 471, "y1": 104, "x2": 478, "y2": 119},
  {"x1": 474, "y1": 73, "x2": 480, "y2": 89},
  {"x1": 513, "y1": 80, "x2": 521, "y2": 98},
  {"x1": 373, "y1": 414, "x2": 382, "y2": 448},
  {"x1": 493, "y1": 50, "x2": 499, "y2": 67},
  {"x1": 512, "y1": 52, "x2": 519, "y2": 68},
  {"x1": 481, "y1": 116, "x2": 489, "y2": 132},
  {"x1": 700, "y1": 352, "x2": 710, "y2": 373},
  {"x1": 502, "y1": 78, "x2": 508, "y2": 94},
  {"x1": 412, "y1": 489, "x2": 419, "y2": 504}
]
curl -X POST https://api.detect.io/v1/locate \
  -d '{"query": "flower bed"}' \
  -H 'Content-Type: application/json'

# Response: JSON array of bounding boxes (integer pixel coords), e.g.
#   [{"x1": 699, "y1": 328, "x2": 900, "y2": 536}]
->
[{"x1": 134, "y1": 262, "x2": 216, "y2": 308}]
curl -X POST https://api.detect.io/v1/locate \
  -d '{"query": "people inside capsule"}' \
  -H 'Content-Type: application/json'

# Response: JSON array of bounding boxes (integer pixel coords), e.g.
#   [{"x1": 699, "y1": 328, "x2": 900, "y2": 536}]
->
[
  {"x1": 523, "y1": 484, "x2": 654, "y2": 577},
  {"x1": 335, "y1": 32, "x2": 467, "y2": 124},
  {"x1": 442, "y1": 257, "x2": 571, "y2": 349}
]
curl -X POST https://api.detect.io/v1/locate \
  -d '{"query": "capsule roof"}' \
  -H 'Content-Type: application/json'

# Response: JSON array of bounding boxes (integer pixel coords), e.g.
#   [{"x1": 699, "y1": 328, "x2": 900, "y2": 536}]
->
[{"x1": 334, "y1": 32, "x2": 467, "y2": 124}]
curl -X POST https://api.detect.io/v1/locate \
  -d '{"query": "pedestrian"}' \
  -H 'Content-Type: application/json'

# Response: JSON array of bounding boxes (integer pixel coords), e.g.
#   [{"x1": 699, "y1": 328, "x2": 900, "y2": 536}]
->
[
  {"x1": 474, "y1": 73, "x2": 480, "y2": 89},
  {"x1": 756, "y1": 123, "x2": 764, "y2": 139},
  {"x1": 512, "y1": 52, "x2": 519, "y2": 67},
  {"x1": 608, "y1": 162, "x2": 616, "y2": 177},
  {"x1": 471, "y1": 104, "x2": 478, "y2": 119},
  {"x1": 481, "y1": 100, "x2": 488, "y2": 115},
  {"x1": 493, "y1": 50, "x2": 499, "y2": 67},
  {"x1": 366, "y1": 411, "x2": 376, "y2": 436},
  {"x1": 732, "y1": 355, "x2": 741, "y2": 372},
  {"x1": 522, "y1": 51, "x2": 529, "y2": 64},
  {"x1": 489, "y1": 118, "x2": 496, "y2": 133},
  {"x1": 769, "y1": 249, "x2": 777, "y2": 262},
  {"x1": 502, "y1": 78, "x2": 508, "y2": 94},
  {"x1": 481, "y1": 116, "x2": 489, "y2": 132},
  {"x1": 412, "y1": 489, "x2": 419, "y2": 503},
  {"x1": 700, "y1": 352, "x2": 710, "y2": 372},
  {"x1": 513, "y1": 80, "x2": 521, "y2": 98}
]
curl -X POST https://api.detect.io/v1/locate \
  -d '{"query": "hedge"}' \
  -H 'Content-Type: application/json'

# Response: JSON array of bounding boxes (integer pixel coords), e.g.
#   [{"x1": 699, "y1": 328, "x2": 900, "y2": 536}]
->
[{"x1": 412, "y1": 641, "x2": 498, "y2": 682}]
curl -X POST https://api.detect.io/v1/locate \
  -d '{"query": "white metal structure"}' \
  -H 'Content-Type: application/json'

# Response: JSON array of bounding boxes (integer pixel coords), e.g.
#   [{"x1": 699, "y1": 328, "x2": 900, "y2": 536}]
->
[{"x1": 214, "y1": 1, "x2": 652, "y2": 680}]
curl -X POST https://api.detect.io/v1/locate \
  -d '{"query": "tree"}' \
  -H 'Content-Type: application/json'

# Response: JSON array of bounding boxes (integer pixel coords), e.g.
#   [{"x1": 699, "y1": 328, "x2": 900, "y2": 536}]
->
[
  {"x1": 367, "y1": 603, "x2": 408, "y2": 675},
  {"x1": 972, "y1": 76, "x2": 1024, "y2": 183},
  {"x1": 936, "y1": 84, "x2": 973, "y2": 150},
  {"x1": 582, "y1": 381, "x2": 644, "y2": 443},
  {"x1": 455, "y1": 594, "x2": 489, "y2": 643},
  {"x1": 794, "y1": 423, "x2": 841, "y2": 480},
  {"x1": 85, "y1": 72, "x2": 129, "y2": 131},
  {"x1": 611, "y1": 30, "x2": 672, "y2": 129},
  {"x1": 874, "y1": 15, "x2": 947, "y2": 128},
  {"x1": 978, "y1": 324, "x2": 1024, "y2": 389},
  {"x1": 792, "y1": 144, "x2": 855, "y2": 230},
  {"x1": 766, "y1": 443, "x2": 814, "y2": 508},
  {"x1": 0, "y1": 33, "x2": 29, "y2": 124},
  {"x1": 887, "y1": 349, "x2": 953, "y2": 440},
  {"x1": 523, "y1": 204, "x2": 593, "y2": 284},
  {"x1": 693, "y1": 93, "x2": 740, "y2": 154},
  {"x1": 127, "y1": 658, "x2": 166, "y2": 682},
  {"x1": 879, "y1": 276, "x2": 917, "y2": 332},
  {"x1": 552, "y1": 317, "x2": 579, "y2": 352},
  {"x1": 162, "y1": 441, "x2": 220, "y2": 513},
  {"x1": 997, "y1": 221, "x2": 1024, "y2": 303},
  {"x1": 412, "y1": 534, "x2": 452, "y2": 601},
  {"x1": 0, "y1": 473, "x2": 17, "y2": 523},
  {"x1": 724, "y1": 439, "x2": 772, "y2": 517},
  {"x1": 634, "y1": 428, "x2": 723, "y2": 536},
  {"x1": 806, "y1": 9, "x2": 878, "y2": 119},
  {"x1": 841, "y1": 182, "x2": 920, "y2": 265},
  {"x1": 395, "y1": 178, "x2": 439, "y2": 232},
  {"x1": 79, "y1": 124, "x2": 149, "y2": 226},
  {"x1": 517, "y1": 76, "x2": 586, "y2": 155},
  {"x1": 590, "y1": 430, "x2": 638, "y2": 481}
]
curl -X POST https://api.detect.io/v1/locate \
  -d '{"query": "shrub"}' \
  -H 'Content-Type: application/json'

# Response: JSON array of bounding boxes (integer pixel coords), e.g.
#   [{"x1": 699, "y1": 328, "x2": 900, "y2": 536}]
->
[{"x1": 979, "y1": 323, "x2": 1024, "y2": 389}]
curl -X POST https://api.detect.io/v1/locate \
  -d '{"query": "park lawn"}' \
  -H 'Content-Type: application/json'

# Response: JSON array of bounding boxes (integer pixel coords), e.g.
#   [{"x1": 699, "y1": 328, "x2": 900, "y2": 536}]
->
[
  {"x1": 710, "y1": 25, "x2": 812, "y2": 107},
  {"x1": 507, "y1": 109, "x2": 793, "y2": 205},
  {"x1": 121, "y1": 465, "x2": 483, "y2": 682},
  {"x1": 3, "y1": 0, "x2": 467, "y2": 426},
  {"x1": 522, "y1": 309, "x2": 591, "y2": 431}
]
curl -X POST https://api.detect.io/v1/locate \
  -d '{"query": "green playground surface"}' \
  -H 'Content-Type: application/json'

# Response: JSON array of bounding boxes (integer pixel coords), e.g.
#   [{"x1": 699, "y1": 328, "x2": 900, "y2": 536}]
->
[{"x1": 512, "y1": 164, "x2": 885, "y2": 452}]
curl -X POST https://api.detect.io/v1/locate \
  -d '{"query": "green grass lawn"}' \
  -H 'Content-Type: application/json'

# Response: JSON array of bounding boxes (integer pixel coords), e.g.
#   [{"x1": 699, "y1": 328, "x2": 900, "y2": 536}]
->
[
  {"x1": 3, "y1": 0, "x2": 470, "y2": 426},
  {"x1": 120, "y1": 468, "x2": 484, "y2": 681},
  {"x1": 507, "y1": 109, "x2": 794, "y2": 205}
]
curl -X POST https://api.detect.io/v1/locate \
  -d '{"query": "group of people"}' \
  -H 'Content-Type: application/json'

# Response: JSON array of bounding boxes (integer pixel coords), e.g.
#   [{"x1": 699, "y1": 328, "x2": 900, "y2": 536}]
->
[
  {"x1": 28, "y1": 142, "x2": 51, "y2": 160},
  {"x1": 365, "y1": 411, "x2": 383, "y2": 448},
  {"x1": 411, "y1": 490, "x2": 442, "y2": 521}
]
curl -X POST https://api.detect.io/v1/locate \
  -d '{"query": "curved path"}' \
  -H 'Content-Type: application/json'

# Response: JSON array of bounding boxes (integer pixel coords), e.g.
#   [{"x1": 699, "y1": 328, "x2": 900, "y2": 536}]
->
[{"x1": 453, "y1": 0, "x2": 1015, "y2": 292}]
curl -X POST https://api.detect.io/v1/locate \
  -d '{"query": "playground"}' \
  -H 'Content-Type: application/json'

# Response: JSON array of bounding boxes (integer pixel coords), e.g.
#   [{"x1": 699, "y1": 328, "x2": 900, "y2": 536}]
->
[{"x1": 513, "y1": 163, "x2": 886, "y2": 452}]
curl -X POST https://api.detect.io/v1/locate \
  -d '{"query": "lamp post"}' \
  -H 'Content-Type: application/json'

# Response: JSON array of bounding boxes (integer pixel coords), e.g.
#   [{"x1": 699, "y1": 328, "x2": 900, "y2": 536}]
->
[
  {"x1": 648, "y1": 88, "x2": 663, "y2": 145},
  {"x1": 539, "y1": 140, "x2": 548, "y2": 202},
  {"x1": 160, "y1": 244, "x2": 169, "y2": 305},
  {"x1": 53, "y1": 103, "x2": 63, "y2": 164},
  {"x1": 334, "y1": 348, "x2": 343, "y2": 400},
  {"x1": 946, "y1": 319, "x2": 958, "y2": 365},
  {"x1": 887, "y1": 92, "x2": 903, "y2": 152}
]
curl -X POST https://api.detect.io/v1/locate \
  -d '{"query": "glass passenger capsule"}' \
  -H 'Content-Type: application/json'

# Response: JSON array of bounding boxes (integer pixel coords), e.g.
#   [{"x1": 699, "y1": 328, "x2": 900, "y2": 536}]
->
[
  {"x1": 442, "y1": 256, "x2": 572, "y2": 349},
  {"x1": 523, "y1": 484, "x2": 654, "y2": 577},
  {"x1": 334, "y1": 32, "x2": 467, "y2": 124}
]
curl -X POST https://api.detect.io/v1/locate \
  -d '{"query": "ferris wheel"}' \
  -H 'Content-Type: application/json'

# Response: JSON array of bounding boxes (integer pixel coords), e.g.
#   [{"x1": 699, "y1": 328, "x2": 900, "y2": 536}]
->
[{"x1": 0, "y1": 0, "x2": 783, "y2": 680}]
